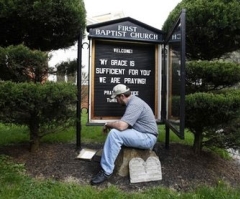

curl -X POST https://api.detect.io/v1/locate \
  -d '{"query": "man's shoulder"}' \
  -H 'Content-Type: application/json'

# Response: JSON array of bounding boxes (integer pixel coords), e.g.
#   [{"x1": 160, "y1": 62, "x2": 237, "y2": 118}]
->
[
  {"x1": 129, "y1": 95, "x2": 142, "y2": 104},
  {"x1": 130, "y1": 95, "x2": 142, "y2": 101}
]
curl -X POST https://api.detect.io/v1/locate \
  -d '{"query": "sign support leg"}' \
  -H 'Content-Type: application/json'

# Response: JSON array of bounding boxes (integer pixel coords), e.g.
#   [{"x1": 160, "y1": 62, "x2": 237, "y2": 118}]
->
[{"x1": 76, "y1": 30, "x2": 82, "y2": 150}]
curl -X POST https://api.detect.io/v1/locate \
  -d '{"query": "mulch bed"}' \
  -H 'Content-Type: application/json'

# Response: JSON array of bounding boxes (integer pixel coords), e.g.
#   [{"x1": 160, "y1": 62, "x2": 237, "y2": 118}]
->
[{"x1": 1, "y1": 142, "x2": 240, "y2": 192}]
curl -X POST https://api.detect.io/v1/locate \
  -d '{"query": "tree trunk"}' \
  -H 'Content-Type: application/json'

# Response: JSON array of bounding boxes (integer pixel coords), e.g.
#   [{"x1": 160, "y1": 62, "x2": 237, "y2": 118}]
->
[
  {"x1": 29, "y1": 116, "x2": 40, "y2": 152},
  {"x1": 30, "y1": 133, "x2": 40, "y2": 152},
  {"x1": 193, "y1": 132, "x2": 203, "y2": 154}
]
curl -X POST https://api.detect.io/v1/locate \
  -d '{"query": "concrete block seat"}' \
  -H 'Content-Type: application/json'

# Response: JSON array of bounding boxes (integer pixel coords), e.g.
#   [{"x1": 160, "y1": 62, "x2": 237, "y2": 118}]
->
[{"x1": 115, "y1": 145, "x2": 159, "y2": 177}]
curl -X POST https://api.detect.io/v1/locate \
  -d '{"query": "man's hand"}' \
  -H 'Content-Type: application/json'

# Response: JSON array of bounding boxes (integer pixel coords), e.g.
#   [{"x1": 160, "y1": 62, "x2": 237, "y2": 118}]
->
[{"x1": 102, "y1": 123, "x2": 110, "y2": 134}]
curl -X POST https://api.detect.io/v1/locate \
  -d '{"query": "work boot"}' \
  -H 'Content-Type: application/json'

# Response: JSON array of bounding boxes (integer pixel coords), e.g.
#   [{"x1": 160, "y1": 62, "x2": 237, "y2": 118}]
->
[{"x1": 90, "y1": 169, "x2": 111, "y2": 185}]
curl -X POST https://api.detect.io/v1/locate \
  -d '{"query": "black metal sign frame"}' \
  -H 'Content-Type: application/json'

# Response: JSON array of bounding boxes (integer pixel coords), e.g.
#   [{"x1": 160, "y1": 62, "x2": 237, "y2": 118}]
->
[{"x1": 163, "y1": 9, "x2": 186, "y2": 146}]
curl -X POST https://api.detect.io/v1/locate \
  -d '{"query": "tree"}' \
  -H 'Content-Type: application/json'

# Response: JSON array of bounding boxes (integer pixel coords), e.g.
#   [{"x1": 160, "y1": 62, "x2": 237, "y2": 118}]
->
[
  {"x1": 163, "y1": 0, "x2": 240, "y2": 154},
  {"x1": 0, "y1": 1, "x2": 86, "y2": 152},
  {"x1": 184, "y1": 60, "x2": 240, "y2": 154},
  {"x1": 0, "y1": 0, "x2": 86, "y2": 51},
  {"x1": 185, "y1": 91, "x2": 240, "y2": 153},
  {"x1": 162, "y1": 0, "x2": 240, "y2": 60},
  {"x1": 0, "y1": 81, "x2": 77, "y2": 152}
]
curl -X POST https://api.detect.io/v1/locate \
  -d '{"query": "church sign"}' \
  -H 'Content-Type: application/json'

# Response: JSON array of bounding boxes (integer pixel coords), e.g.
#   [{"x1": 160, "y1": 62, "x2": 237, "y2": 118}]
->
[{"x1": 87, "y1": 17, "x2": 164, "y2": 123}]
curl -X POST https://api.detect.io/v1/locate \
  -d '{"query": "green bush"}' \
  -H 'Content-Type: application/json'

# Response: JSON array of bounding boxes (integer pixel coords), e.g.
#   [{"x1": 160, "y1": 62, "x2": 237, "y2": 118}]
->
[
  {"x1": 0, "y1": 81, "x2": 77, "y2": 151},
  {"x1": 185, "y1": 90, "x2": 240, "y2": 153},
  {"x1": 186, "y1": 61, "x2": 240, "y2": 93},
  {"x1": 0, "y1": 44, "x2": 48, "y2": 82}
]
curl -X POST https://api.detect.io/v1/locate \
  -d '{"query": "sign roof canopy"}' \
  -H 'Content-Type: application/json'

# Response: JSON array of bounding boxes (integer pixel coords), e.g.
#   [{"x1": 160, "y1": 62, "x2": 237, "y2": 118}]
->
[{"x1": 87, "y1": 17, "x2": 165, "y2": 43}]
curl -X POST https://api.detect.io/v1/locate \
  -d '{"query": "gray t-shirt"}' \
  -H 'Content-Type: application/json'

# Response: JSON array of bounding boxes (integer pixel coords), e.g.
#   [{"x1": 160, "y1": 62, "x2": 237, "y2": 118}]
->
[{"x1": 120, "y1": 95, "x2": 158, "y2": 135}]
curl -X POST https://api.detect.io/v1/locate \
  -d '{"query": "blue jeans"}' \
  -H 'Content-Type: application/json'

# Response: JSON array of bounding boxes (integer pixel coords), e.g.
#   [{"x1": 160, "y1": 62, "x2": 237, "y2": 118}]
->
[{"x1": 100, "y1": 128, "x2": 157, "y2": 175}]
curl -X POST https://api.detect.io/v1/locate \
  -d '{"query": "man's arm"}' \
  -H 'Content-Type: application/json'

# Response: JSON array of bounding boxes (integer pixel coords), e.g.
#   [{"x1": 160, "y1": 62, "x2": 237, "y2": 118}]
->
[{"x1": 105, "y1": 120, "x2": 129, "y2": 131}]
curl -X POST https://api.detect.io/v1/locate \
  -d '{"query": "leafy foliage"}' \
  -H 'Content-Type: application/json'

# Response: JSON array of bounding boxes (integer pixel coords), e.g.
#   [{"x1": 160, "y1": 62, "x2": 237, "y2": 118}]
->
[
  {"x1": 0, "y1": 81, "x2": 77, "y2": 151},
  {"x1": 186, "y1": 61, "x2": 240, "y2": 93},
  {"x1": 0, "y1": 0, "x2": 86, "y2": 51},
  {"x1": 163, "y1": 0, "x2": 240, "y2": 60},
  {"x1": 0, "y1": 44, "x2": 49, "y2": 82},
  {"x1": 183, "y1": 60, "x2": 240, "y2": 153},
  {"x1": 185, "y1": 91, "x2": 240, "y2": 152}
]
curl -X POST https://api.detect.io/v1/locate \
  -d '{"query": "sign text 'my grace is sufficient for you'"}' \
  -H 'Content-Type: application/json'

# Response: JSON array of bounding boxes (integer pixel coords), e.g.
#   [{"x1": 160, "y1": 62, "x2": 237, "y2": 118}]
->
[{"x1": 96, "y1": 51, "x2": 152, "y2": 85}]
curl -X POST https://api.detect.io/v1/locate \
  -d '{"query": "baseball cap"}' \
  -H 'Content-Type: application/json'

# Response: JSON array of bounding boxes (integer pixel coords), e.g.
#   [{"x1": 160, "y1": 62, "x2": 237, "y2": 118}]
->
[{"x1": 111, "y1": 84, "x2": 130, "y2": 98}]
